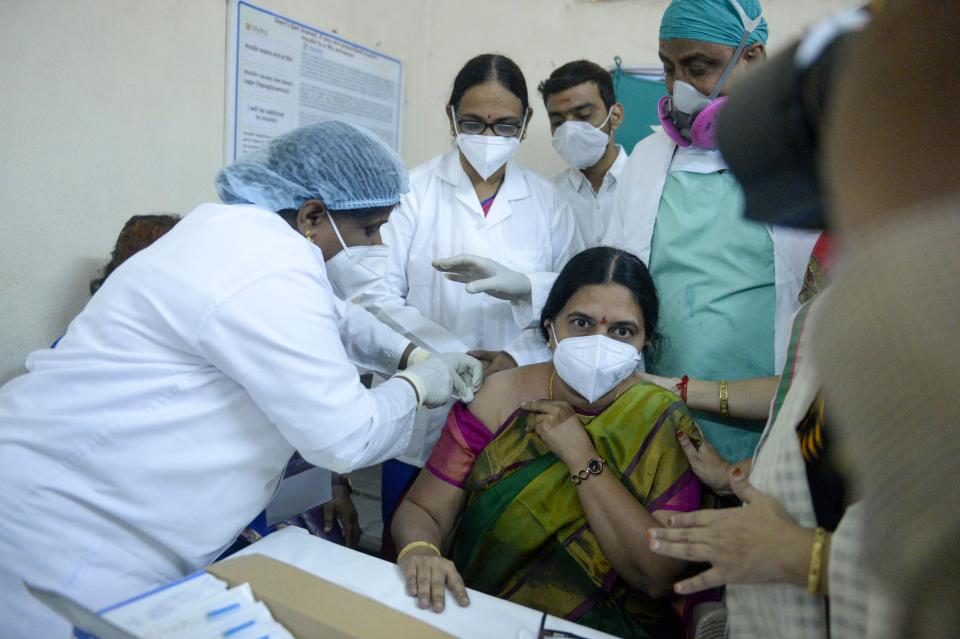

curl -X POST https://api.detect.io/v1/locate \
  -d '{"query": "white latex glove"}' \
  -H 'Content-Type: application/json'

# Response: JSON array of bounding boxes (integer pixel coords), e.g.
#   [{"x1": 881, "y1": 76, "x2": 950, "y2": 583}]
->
[
  {"x1": 395, "y1": 353, "x2": 482, "y2": 409},
  {"x1": 405, "y1": 347, "x2": 483, "y2": 393},
  {"x1": 431, "y1": 352, "x2": 484, "y2": 395},
  {"x1": 432, "y1": 254, "x2": 532, "y2": 302},
  {"x1": 404, "y1": 346, "x2": 432, "y2": 368}
]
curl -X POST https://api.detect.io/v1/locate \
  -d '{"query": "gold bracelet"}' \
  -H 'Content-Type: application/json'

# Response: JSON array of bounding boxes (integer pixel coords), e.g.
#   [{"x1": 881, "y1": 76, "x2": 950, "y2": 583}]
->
[
  {"x1": 397, "y1": 540, "x2": 441, "y2": 561},
  {"x1": 719, "y1": 380, "x2": 729, "y2": 416},
  {"x1": 807, "y1": 527, "x2": 827, "y2": 596}
]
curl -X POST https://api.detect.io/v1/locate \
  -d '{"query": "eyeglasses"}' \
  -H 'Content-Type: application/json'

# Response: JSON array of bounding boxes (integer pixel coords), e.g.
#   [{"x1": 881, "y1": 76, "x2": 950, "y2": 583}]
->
[
  {"x1": 450, "y1": 106, "x2": 526, "y2": 137},
  {"x1": 536, "y1": 612, "x2": 590, "y2": 639},
  {"x1": 456, "y1": 119, "x2": 523, "y2": 137}
]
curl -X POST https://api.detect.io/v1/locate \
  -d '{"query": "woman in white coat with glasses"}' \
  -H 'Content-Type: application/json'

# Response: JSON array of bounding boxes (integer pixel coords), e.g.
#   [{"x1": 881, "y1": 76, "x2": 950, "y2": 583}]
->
[{"x1": 356, "y1": 54, "x2": 584, "y2": 532}]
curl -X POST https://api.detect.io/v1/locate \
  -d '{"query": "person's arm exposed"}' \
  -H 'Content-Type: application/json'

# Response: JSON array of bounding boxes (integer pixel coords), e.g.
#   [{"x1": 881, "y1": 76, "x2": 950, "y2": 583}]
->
[{"x1": 643, "y1": 374, "x2": 780, "y2": 421}]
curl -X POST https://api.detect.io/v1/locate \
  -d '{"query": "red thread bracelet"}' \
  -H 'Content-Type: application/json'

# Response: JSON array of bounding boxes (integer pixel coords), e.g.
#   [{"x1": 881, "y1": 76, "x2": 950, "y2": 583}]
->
[{"x1": 676, "y1": 375, "x2": 689, "y2": 403}]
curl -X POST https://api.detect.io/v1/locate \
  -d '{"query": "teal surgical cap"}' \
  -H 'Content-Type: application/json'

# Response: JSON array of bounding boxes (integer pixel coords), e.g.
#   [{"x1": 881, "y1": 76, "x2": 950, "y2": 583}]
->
[
  {"x1": 660, "y1": 0, "x2": 768, "y2": 48},
  {"x1": 216, "y1": 121, "x2": 409, "y2": 213}
]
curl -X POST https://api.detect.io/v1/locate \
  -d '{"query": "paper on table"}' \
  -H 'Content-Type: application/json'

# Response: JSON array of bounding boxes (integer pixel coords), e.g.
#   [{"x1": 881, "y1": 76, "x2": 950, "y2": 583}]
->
[
  {"x1": 102, "y1": 572, "x2": 228, "y2": 630},
  {"x1": 178, "y1": 601, "x2": 276, "y2": 639},
  {"x1": 134, "y1": 584, "x2": 255, "y2": 638},
  {"x1": 225, "y1": 621, "x2": 295, "y2": 639},
  {"x1": 235, "y1": 526, "x2": 619, "y2": 639}
]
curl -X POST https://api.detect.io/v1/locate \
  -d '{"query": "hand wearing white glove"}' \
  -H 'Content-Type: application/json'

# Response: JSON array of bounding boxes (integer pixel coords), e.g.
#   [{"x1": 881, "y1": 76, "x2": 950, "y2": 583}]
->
[
  {"x1": 405, "y1": 347, "x2": 484, "y2": 394},
  {"x1": 396, "y1": 349, "x2": 484, "y2": 409},
  {"x1": 404, "y1": 346, "x2": 433, "y2": 368},
  {"x1": 430, "y1": 352, "x2": 484, "y2": 396},
  {"x1": 432, "y1": 254, "x2": 532, "y2": 302}
]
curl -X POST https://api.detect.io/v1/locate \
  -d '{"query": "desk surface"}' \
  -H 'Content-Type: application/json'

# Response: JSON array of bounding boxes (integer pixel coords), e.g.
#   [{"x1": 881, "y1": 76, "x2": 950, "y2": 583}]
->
[{"x1": 237, "y1": 527, "x2": 618, "y2": 639}]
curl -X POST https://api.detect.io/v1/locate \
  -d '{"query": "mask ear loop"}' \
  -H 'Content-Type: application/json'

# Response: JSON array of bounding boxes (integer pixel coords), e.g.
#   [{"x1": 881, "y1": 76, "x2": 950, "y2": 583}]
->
[
  {"x1": 449, "y1": 105, "x2": 462, "y2": 136},
  {"x1": 596, "y1": 107, "x2": 615, "y2": 142},
  {"x1": 517, "y1": 108, "x2": 530, "y2": 139},
  {"x1": 598, "y1": 108, "x2": 613, "y2": 130},
  {"x1": 325, "y1": 210, "x2": 352, "y2": 258},
  {"x1": 549, "y1": 324, "x2": 560, "y2": 349},
  {"x1": 708, "y1": 1, "x2": 765, "y2": 100}
]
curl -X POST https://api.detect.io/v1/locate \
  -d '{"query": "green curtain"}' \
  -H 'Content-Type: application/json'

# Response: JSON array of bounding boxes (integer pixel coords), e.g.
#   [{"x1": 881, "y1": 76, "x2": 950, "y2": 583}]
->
[{"x1": 611, "y1": 57, "x2": 668, "y2": 153}]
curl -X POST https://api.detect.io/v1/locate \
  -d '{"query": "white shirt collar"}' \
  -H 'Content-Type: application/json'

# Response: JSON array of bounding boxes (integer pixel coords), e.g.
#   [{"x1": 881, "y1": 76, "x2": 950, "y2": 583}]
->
[
  {"x1": 607, "y1": 144, "x2": 628, "y2": 182},
  {"x1": 440, "y1": 148, "x2": 529, "y2": 209},
  {"x1": 564, "y1": 145, "x2": 628, "y2": 193},
  {"x1": 669, "y1": 144, "x2": 729, "y2": 174}
]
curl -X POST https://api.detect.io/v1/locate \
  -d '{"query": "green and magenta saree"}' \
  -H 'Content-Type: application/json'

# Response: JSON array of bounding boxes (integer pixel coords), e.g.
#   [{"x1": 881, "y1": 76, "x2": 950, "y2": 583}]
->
[{"x1": 424, "y1": 382, "x2": 702, "y2": 638}]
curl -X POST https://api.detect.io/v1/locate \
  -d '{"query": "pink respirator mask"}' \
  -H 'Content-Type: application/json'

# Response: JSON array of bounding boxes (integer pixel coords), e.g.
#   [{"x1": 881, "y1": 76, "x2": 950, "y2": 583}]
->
[{"x1": 658, "y1": 0, "x2": 765, "y2": 149}]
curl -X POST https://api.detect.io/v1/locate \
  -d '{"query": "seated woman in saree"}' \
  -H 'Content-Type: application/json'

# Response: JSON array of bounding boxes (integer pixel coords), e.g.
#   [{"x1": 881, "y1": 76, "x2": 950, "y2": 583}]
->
[{"x1": 392, "y1": 246, "x2": 702, "y2": 638}]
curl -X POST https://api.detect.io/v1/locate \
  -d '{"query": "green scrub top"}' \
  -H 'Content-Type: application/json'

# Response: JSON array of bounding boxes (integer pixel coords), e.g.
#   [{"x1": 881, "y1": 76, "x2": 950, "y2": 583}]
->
[{"x1": 648, "y1": 170, "x2": 776, "y2": 462}]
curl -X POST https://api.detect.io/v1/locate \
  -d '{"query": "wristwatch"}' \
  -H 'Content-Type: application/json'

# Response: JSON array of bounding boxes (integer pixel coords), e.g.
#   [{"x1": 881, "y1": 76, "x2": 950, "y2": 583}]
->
[{"x1": 570, "y1": 457, "x2": 605, "y2": 484}]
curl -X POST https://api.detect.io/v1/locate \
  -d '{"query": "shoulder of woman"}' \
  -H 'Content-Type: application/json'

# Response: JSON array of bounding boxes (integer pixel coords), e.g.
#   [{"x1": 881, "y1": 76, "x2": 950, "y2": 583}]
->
[
  {"x1": 626, "y1": 377, "x2": 690, "y2": 414},
  {"x1": 409, "y1": 152, "x2": 447, "y2": 179},
  {"x1": 625, "y1": 382, "x2": 701, "y2": 452},
  {"x1": 403, "y1": 152, "x2": 457, "y2": 211},
  {"x1": 468, "y1": 364, "x2": 543, "y2": 432}
]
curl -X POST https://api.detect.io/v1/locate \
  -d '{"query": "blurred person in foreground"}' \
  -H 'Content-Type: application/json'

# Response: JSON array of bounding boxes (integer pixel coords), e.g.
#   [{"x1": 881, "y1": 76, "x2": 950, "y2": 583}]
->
[{"x1": 814, "y1": 0, "x2": 960, "y2": 635}]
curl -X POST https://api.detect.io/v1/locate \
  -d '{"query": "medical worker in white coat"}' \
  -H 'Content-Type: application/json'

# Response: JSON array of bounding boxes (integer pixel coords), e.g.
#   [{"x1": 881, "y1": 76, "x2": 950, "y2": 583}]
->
[
  {"x1": 0, "y1": 122, "x2": 482, "y2": 639},
  {"x1": 603, "y1": 0, "x2": 819, "y2": 462},
  {"x1": 356, "y1": 54, "x2": 583, "y2": 522}
]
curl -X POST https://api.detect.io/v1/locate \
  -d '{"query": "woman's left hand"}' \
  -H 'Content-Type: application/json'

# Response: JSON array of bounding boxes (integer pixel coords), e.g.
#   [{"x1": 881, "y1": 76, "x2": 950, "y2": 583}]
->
[
  {"x1": 645, "y1": 468, "x2": 813, "y2": 594},
  {"x1": 521, "y1": 400, "x2": 597, "y2": 469}
]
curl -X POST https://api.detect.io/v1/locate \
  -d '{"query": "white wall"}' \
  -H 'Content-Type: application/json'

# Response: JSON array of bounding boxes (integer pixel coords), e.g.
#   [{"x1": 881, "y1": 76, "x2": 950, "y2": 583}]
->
[
  {"x1": 0, "y1": 0, "x2": 227, "y2": 382},
  {"x1": 0, "y1": 0, "x2": 856, "y2": 383}
]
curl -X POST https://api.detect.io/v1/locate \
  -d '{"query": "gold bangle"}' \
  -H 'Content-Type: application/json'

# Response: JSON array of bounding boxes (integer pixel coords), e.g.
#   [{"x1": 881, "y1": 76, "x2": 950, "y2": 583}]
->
[
  {"x1": 397, "y1": 540, "x2": 441, "y2": 561},
  {"x1": 807, "y1": 527, "x2": 827, "y2": 596},
  {"x1": 719, "y1": 380, "x2": 729, "y2": 416}
]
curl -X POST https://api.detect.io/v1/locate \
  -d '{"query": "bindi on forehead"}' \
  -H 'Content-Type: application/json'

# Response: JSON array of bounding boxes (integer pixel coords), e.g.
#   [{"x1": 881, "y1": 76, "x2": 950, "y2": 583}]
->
[{"x1": 458, "y1": 108, "x2": 520, "y2": 123}]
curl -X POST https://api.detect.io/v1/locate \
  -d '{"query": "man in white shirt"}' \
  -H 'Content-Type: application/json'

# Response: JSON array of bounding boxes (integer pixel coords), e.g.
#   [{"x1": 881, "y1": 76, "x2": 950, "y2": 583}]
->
[{"x1": 540, "y1": 60, "x2": 628, "y2": 247}]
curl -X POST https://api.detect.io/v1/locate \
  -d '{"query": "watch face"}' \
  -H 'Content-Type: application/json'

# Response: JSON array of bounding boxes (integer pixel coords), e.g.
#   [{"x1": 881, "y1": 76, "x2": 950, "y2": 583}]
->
[{"x1": 586, "y1": 458, "x2": 603, "y2": 474}]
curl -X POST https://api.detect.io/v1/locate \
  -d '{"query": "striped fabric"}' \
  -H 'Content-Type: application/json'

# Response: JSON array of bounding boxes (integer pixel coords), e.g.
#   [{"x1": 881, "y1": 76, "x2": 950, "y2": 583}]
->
[
  {"x1": 814, "y1": 202, "x2": 960, "y2": 637},
  {"x1": 727, "y1": 296, "x2": 893, "y2": 638}
]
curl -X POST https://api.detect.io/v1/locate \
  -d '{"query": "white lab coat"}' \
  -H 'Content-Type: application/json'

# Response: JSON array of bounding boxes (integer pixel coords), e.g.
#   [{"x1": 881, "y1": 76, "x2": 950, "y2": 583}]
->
[
  {"x1": 603, "y1": 128, "x2": 820, "y2": 372},
  {"x1": 358, "y1": 149, "x2": 584, "y2": 465},
  {"x1": 550, "y1": 145, "x2": 628, "y2": 248},
  {"x1": 0, "y1": 203, "x2": 419, "y2": 638}
]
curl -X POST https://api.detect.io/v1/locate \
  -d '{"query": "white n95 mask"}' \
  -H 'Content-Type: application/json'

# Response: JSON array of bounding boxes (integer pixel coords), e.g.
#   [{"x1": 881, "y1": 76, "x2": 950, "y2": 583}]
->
[
  {"x1": 452, "y1": 107, "x2": 527, "y2": 181},
  {"x1": 322, "y1": 212, "x2": 389, "y2": 300},
  {"x1": 551, "y1": 110, "x2": 612, "y2": 169},
  {"x1": 552, "y1": 327, "x2": 641, "y2": 403}
]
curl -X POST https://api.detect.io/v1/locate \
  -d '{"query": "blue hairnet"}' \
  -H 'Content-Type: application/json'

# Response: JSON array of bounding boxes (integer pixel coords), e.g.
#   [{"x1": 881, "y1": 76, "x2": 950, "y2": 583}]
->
[
  {"x1": 660, "y1": 0, "x2": 768, "y2": 48},
  {"x1": 215, "y1": 121, "x2": 409, "y2": 213}
]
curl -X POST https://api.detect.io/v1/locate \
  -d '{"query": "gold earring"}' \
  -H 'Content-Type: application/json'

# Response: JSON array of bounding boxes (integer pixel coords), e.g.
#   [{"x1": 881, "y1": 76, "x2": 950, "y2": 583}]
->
[{"x1": 305, "y1": 230, "x2": 314, "y2": 242}]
